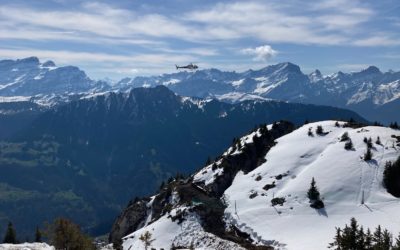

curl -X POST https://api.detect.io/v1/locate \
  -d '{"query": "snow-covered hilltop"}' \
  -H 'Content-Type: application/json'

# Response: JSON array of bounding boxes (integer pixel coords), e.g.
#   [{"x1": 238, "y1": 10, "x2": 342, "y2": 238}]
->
[{"x1": 111, "y1": 121, "x2": 400, "y2": 250}]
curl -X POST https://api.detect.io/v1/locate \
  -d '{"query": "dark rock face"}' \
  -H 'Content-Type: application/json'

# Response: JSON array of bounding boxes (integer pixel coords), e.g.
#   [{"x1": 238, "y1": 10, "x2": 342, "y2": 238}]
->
[
  {"x1": 109, "y1": 198, "x2": 149, "y2": 244},
  {"x1": 200, "y1": 121, "x2": 295, "y2": 198}
]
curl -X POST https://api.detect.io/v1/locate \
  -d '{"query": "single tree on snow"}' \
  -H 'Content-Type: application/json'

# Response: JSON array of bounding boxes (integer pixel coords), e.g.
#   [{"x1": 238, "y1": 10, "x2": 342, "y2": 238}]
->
[
  {"x1": 139, "y1": 231, "x2": 155, "y2": 250},
  {"x1": 307, "y1": 177, "x2": 320, "y2": 201}
]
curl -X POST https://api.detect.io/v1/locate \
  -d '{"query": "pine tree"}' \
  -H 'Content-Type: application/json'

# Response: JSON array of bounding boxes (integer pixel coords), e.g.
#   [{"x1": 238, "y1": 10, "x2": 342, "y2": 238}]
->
[
  {"x1": 35, "y1": 226, "x2": 42, "y2": 242},
  {"x1": 357, "y1": 226, "x2": 366, "y2": 249},
  {"x1": 367, "y1": 137, "x2": 373, "y2": 148},
  {"x1": 308, "y1": 127, "x2": 314, "y2": 137},
  {"x1": 365, "y1": 228, "x2": 373, "y2": 249},
  {"x1": 345, "y1": 139, "x2": 354, "y2": 150},
  {"x1": 340, "y1": 132, "x2": 350, "y2": 141},
  {"x1": 316, "y1": 125, "x2": 324, "y2": 135},
  {"x1": 341, "y1": 224, "x2": 352, "y2": 249},
  {"x1": 364, "y1": 147, "x2": 373, "y2": 161},
  {"x1": 383, "y1": 156, "x2": 400, "y2": 197},
  {"x1": 335, "y1": 121, "x2": 340, "y2": 127},
  {"x1": 307, "y1": 177, "x2": 320, "y2": 201},
  {"x1": 382, "y1": 229, "x2": 393, "y2": 250},
  {"x1": 376, "y1": 136, "x2": 381, "y2": 145},
  {"x1": 373, "y1": 225, "x2": 383, "y2": 248},
  {"x1": 3, "y1": 222, "x2": 17, "y2": 244},
  {"x1": 347, "y1": 218, "x2": 359, "y2": 249}
]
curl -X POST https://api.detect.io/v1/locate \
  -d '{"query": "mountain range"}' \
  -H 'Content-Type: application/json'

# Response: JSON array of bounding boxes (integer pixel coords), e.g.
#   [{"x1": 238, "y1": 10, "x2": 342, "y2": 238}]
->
[
  {"x1": 114, "y1": 63, "x2": 400, "y2": 124},
  {"x1": 0, "y1": 57, "x2": 399, "y2": 123}
]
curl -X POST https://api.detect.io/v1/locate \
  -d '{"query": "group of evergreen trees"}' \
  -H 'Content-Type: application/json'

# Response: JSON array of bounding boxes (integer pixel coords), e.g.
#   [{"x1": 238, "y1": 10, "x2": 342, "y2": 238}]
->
[
  {"x1": 2, "y1": 222, "x2": 41, "y2": 244},
  {"x1": 2, "y1": 218, "x2": 95, "y2": 250},
  {"x1": 383, "y1": 156, "x2": 400, "y2": 197},
  {"x1": 329, "y1": 218, "x2": 400, "y2": 249},
  {"x1": 340, "y1": 132, "x2": 354, "y2": 150},
  {"x1": 389, "y1": 122, "x2": 399, "y2": 129}
]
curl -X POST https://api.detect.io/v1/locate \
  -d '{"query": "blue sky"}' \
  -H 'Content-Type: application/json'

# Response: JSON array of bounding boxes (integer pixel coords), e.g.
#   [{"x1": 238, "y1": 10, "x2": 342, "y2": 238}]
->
[{"x1": 0, "y1": 0, "x2": 399, "y2": 80}]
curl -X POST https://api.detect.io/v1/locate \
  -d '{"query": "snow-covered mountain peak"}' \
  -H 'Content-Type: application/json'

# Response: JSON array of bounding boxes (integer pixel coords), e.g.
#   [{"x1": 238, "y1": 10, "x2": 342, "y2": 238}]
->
[
  {"x1": 17, "y1": 56, "x2": 40, "y2": 65},
  {"x1": 278, "y1": 62, "x2": 302, "y2": 73},
  {"x1": 309, "y1": 69, "x2": 323, "y2": 82},
  {"x1": 42, "y1": 60, "x2": 56, "y2": 68},
  {"x1": 360, "y1": 65, "x2": 382, "y2": 75},
  {"x1": 0, "y1": 57, "x2": 111, "y2": 97}
]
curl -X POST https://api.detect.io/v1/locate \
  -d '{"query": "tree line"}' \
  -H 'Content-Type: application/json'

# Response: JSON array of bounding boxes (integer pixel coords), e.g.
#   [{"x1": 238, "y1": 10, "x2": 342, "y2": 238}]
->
[
  {"x1": 329, "y1": 218, "x2": 400, "y2": 250},
  {"x1": 2, "y1": 218, "x2": 95, "y2": 250}
]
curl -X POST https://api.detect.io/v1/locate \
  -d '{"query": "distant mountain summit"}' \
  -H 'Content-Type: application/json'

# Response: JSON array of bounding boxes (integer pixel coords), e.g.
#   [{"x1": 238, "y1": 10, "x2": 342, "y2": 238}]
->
[{"x1": 0, "y1": 57, "x2": 109, "y2": 96}]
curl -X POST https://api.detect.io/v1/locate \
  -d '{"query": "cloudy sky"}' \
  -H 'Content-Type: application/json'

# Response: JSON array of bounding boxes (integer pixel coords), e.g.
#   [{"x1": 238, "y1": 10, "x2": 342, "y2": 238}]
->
[{"x1": 1, "y1": 0, "x2": 399, "y2": 79}]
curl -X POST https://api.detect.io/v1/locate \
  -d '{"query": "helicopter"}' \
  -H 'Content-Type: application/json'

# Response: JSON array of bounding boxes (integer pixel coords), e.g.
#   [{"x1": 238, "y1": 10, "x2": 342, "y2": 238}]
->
[{"x1": 175, "y1": 63, "x2": 198, "y2": 70}]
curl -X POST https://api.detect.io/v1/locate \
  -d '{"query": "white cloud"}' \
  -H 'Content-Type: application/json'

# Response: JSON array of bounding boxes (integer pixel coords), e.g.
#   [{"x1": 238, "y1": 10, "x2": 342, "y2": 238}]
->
[
  {"x1": 0, "y1": 1, "x2": 390, "y2": 46},
  {"x1": 0, "y1": 48, "x2": 195, "y2": 66},
  {"x1": 353, "y1": 35, "x2": 400, "y2": 46},
  {"x1": 0, "y1": 1, "x2": 398, "y2": 78},
  {"x1": 311, "y1": 0, "x2": 373, "y2": 15},
  {"x1": 241, "y1": 45, "x2": 278, "y2": 62}
]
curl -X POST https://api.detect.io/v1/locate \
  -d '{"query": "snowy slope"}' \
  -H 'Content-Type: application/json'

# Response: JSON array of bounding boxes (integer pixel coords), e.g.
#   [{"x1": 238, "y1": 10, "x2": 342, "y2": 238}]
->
[
  {"x1": 223, "y1": 121, "x2": 400, "y2": 249},
  {"x1": 119, "y1": 121, "x2": 400, "y2": 250},
  {"x1": 122, "y1": 208, "x2": 245, "y2": 250},
  {"x1": 0, "y1": 243, "x2": 54, "y2": 250}
]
